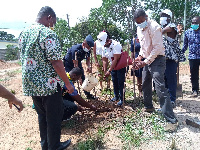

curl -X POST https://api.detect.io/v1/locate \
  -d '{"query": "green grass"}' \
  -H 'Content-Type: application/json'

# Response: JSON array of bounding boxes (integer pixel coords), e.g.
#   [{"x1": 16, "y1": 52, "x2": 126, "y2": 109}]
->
[
  {"x1": 75, "y1": 126, "x2": 111, "y2": 150},
  {"x1": 6, "y1": 69, "x2": 21, "y2": 77},
  {"x1": 125, "y1": 87, "x2": 135, "y2": 98},
  {"x1": 119, "y1": 108, "x2": 165, "y2": 149},
  {"x1": 101, "y1": 87, "x2": 114, "y2": 97},
  {"x1": 0, "y1": 69, "x2": 22, "y2": 81},
  {"x1": 62, "y1": 119, "x2": 77, "y2": 129}
]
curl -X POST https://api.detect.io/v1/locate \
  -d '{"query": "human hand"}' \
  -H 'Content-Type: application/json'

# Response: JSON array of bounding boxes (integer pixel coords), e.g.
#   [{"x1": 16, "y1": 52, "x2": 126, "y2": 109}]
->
[
  {"x1": 90, "y1": 105, "x2": 97, "y2": 111},
  {"x1": 104, "y1": 71, "x2": 110, "y2": 78},
  {"x1": 8, "y1": 98, "x2": 24, "y2": 112},
  {"x1": 65, "y1": 82, "x2": 74, "y2": 94},
  {"x1": 87, "y1": 67, "x2": 92, "y2": 73},
  {"x1": 95, "y1": 62, "x2": 100, "y2": 68},
  {"x1": 133, "y1": 61, "x2": 146, "y2": 70},
  {"x1": 79, "y1": 78, "x2": 82, "y2": 86}
]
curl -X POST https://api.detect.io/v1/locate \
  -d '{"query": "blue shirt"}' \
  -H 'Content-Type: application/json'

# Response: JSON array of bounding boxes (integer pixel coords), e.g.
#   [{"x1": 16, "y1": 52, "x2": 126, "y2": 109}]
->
[
  {"x1": 130, "y1": 38, "x2": 141, "y2": 53},
  {"x1": 63, "y1": 44, "x2": 90, "y2": 70},
  {"x1": 63, "y1": 81, "x2": 78, "y2": 97},
  {"x1": 182, "y1": 28, "x2": 200, "y2": 59}
]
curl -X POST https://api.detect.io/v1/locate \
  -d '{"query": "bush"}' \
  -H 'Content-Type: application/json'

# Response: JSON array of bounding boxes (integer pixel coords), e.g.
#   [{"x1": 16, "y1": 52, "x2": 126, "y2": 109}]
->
[{"x1": 5, "y1": 44, "x2": 19, "y2": 61}]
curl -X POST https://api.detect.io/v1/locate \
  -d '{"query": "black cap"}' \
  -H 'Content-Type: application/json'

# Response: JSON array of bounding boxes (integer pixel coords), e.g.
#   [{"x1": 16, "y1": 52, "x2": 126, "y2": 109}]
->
[{"x1": 85, "y1": 34, "x2": 94, "y2": 47}]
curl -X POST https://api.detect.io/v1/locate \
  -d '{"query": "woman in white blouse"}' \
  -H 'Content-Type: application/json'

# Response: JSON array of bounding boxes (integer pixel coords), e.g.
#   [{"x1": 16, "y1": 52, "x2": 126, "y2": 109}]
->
[{"x1": 97, "y1": 30, "x2": 126, "y2": 106}]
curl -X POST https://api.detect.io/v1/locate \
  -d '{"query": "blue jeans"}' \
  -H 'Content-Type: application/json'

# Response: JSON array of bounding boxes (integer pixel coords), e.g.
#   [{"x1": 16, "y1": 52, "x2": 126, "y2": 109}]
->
[
  {"x1": 165, "y1": 59, "x2": 178, "y2": 102},
  {"x1": 111, "y1": 67, "x2": 126, "y2": 101},
  {"x1": 142, "y1": 56, "x2": 176, "y2": 123},
  {"x1": 32, "y1": 84, "x2": 63, "y2": 150},
  {"x1": 189, "y1": 59, "x2": 200, "y2": 92}
]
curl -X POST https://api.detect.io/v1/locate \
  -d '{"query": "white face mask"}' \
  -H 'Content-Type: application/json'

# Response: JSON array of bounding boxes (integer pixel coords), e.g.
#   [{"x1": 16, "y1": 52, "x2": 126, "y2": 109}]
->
[
  {"x1": 83, "y1": 47, "x2": 89, "y2": 52},
  {"x1": 160, "y1": 17, "x2": 168, "y2": 25},
  {"x1": 135, "y1": 20, "x2": 148, "y2": 29}
]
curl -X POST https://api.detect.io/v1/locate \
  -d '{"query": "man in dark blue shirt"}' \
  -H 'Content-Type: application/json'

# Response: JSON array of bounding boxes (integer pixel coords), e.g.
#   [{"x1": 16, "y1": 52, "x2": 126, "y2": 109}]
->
[
  {"x1": 182, "y1": 16, "x2": 200, "y2": 97},
  {"x1": 63, "y1": 35, "x2": 96, "y2": 99},
  {"x1": 62, "y1": 67, "x2": 97, "y2": 120}
]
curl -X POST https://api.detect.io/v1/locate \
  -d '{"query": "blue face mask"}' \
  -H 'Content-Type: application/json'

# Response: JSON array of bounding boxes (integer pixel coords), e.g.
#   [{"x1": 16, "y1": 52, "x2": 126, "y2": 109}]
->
[
  {"x1": 135, "y1": 20, "x2": 148, "y2": 29},
  {"x1": 191, "y1": 24, "x2": 199, "y2": 30}
]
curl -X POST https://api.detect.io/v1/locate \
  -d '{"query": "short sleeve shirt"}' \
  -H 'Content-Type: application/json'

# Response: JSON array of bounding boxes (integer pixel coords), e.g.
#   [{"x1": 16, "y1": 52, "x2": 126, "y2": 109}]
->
[
  {"x1": 18, "y1": 24, "x2": 63, "y2": 96},
  {"x1": 95, "y1": 40, "x2": 104, "y2": 56},
  {"x1": 63, "y1": 44, "x2": 90, "y2": 70},
  {"x1": 101, "y1": 40, "x2": 122, "y2": 62}
]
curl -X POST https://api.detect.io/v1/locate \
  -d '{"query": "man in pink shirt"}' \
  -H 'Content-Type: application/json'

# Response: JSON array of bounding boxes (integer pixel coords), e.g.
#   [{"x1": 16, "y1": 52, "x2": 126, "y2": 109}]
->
[{"x1": 133, "y1": 9, "x2": 178, "y2": 128}]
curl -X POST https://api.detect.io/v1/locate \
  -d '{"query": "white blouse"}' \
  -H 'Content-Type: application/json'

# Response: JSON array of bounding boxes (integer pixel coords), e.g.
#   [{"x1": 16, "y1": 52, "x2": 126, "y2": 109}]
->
[{"x1": 101, "y1": 39, "x2": 122, "y2": 62}]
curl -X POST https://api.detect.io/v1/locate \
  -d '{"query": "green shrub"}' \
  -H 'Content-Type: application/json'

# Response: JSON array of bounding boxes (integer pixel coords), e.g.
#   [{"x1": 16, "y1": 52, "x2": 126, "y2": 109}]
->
[{"x1": 5, "y1": 44, "x2": 19, "y2": 61}]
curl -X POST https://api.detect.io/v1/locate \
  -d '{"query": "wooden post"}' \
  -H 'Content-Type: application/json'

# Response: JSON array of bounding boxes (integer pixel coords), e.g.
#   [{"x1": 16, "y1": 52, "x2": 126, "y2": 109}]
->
[
  {"x1": 75, "y1": 51, "x2": 81, "y2": 97},
  {"x1": 133, "y1": 38, "x2": 136, "y2": 99}
]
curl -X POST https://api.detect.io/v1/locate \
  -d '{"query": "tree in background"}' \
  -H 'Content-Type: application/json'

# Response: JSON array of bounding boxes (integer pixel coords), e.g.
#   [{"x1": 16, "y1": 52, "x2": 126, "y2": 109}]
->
[
  {"x1": 5, "y1": 44, "x2": 19, "y2": 61},
  {"x1": 0, "y1": 31, "x2": 16, "y2": 41},
  {"x1": 55, "y1": 0, "x2": 200, "y2": 54}
]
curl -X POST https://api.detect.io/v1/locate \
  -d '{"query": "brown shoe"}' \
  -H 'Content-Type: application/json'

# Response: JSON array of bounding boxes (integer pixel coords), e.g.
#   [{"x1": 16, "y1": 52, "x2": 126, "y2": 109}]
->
[{"x1": 165, "y1": 121, "x2": 179, "y2": 133}]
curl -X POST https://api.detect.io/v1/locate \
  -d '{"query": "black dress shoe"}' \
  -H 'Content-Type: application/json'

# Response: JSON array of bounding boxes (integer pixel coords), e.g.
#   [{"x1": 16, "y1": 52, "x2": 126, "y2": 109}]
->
[{"x1": 57, "y1": 139, "x2": 71, "y2": 150}]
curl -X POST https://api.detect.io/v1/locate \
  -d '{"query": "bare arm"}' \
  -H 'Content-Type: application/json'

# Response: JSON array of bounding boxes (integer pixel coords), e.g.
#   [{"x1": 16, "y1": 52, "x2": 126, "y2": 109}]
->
[
  {"x1": 72, "y1": 94, "x2": 96, "y2": 111},
  {"x1": 93, "y1": 42, "x2": 98, "y2": 64},
  {"x1": 108, "y1": 54, "x2": 121, "y2": 71},
  {"x1": 102, "y1": 57, "x2": 108, "y2": 72},
  {"x1": 50, "y1": 60, "x2": 74, "y2": 93},
  {"x1": 104, "y1": 54, "x2": 121, "y2": 77},
  {"x1": 73, "y1": 60, "x2": 78, "y2": 67},
  {"x1": 0, "y1": 84, "x2": 23, "y2": 112},
  {"x1": 162, "y1": 26, "x2": 177, "y2": 39},
  {"x1": 86, "y1": 56, "x2": 90, "y2": 69},
  {"x1": 162, "y1": 26, "x2": 173, "y2": 34}
]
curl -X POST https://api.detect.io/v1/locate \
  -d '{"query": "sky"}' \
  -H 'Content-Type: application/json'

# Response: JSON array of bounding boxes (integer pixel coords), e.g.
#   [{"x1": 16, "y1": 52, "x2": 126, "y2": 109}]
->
[{"x1": 0, "y1": 0, "x2": 102, "y2": 38}]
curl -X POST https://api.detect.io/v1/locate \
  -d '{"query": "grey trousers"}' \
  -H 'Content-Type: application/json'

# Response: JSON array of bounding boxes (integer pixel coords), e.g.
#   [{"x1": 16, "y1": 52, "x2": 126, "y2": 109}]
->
[{"x1": 142, "y1": 56, "x2": 177, "y2": 123}]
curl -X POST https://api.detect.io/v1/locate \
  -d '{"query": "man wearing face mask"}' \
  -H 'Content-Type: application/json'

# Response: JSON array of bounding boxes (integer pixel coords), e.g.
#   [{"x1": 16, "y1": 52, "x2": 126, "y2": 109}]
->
[
  {"x1": 133, "y1": 9, "x2": 178, "y2": 131},
  {"x1": 182, "y1": 16, "x2": 200, "y2": 98},
  {"x1": 160, "y1": 9, "x2": 186, "y2": 108},
  {"x1": 63, "y1": 35, "x2": 96, "y2": 100}
]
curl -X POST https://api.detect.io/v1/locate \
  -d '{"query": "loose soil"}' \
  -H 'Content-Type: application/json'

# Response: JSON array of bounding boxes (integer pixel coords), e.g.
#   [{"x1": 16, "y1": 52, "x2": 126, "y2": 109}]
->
[{"x1": 0, "y1": 60, "x2": 200, "y2": 150}]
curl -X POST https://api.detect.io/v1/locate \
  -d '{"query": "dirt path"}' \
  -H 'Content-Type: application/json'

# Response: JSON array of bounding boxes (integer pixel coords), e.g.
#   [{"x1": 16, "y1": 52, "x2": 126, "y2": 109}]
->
[{"x1": 0, "y1": 61, "x2": 200, "y2": 150}]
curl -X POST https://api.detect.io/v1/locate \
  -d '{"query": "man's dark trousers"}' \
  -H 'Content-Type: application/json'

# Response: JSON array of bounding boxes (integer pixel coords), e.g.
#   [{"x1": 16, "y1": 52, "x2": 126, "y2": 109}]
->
[
  {"x1": 32, "y1": 84, "x2": 63, "y2": 150},
  {"x1": 142, "y1": 56, "x2": 177, "y2": 123},
  {"x1": 111, "y1": 67, "x2": 126, "y2": 101},
  {"x1": 189, "y1": 59, "x2": 200, "y2": 92}
]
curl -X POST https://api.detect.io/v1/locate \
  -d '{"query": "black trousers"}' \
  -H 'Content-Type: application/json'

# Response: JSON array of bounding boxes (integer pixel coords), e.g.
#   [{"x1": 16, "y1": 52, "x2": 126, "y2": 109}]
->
[
  {"x1": 189, "y1": 59, "x2": 200, "y2": 92},
  {"x1": 32, "y1": 85, "x2": 63, "y2": 150}
]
